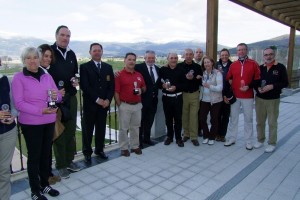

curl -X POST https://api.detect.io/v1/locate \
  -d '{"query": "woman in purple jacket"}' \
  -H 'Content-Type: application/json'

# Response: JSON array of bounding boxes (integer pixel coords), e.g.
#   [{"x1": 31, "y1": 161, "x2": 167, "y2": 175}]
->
[{"x1": 12, "y1": 47, "x2": 61, "y2": 200}]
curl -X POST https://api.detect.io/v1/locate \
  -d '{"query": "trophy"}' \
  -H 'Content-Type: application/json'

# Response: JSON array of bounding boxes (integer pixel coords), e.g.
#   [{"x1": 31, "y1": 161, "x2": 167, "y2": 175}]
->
[
  {"x1": 133, "y1": 81, "x2": 139, "y2": 95},
  {"x1": 58, "y1": 80, "x2": 64, "y2": 90},
  {"x1": 188, "y1": 69, "x2": 194, "y2": 75},
  {"x1": 75, "y1": 73, "x2": 80, "y2": 83},
  {"x1": 47, "y1": 89, "x2": 57, "y2": 108},
  {"x1": 165, "y1": 79, "x2": 171, "y2": 90},
  {"x1": 261, "y1": 80, "x2": 266, "y2": 89},
  {"x1": 1, "y1": 104, "x2": 11, "y2": 122}
]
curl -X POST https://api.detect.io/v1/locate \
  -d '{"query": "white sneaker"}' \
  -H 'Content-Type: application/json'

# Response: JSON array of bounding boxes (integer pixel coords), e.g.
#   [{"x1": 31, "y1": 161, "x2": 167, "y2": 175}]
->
[
  {"x1": 246, "y1": 143, "x2": 253, "y2": 150},
  {"x1": 224, "y1": 139, "x2": 235, "y2": 147},
  {"x1": 254, "y1": 142, "x2": 264, "y2": 149},
  {"x1": 202, "y1": 138, "x2": 209, "y2": 144},
  {"x1": 265, "y1": 145, "x2": 275, "y2": 153},
  {"x1": 208, "y1": 140, "x2": 214, "y2": 145}
]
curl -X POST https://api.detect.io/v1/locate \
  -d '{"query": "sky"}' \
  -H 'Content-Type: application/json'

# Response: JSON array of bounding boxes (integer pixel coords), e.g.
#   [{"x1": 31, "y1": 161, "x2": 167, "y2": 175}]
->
[{"x1": 0, "y1": 0, "x2": 298, "y2": 47}]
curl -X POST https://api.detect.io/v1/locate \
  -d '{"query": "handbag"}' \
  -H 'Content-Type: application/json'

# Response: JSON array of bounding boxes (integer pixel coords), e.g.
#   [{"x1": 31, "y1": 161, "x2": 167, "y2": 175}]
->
[{"x1": 53, "y1": 108, "x2": 65, "y2": 141}]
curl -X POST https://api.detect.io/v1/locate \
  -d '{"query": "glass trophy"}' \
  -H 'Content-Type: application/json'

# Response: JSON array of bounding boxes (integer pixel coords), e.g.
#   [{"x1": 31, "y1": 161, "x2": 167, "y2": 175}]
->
[
  {"x1": 47, "y1": 89, "x2": 57, "y2": 108},
  {"x1": 58, "y1": 80, "x2": 64, "y2": 90},
  {"x1": 1, "y1": 104, "x2": 11, "y2": 122},
  {"x1": 133, "y1": 81, "x2": 139, "y2": 95},
  {"x1": 261, "y1": 80, "x2": 266, "y2": 88},
  {"x1": 165, "y1": 79, "x2": 171, "y2": 90}
]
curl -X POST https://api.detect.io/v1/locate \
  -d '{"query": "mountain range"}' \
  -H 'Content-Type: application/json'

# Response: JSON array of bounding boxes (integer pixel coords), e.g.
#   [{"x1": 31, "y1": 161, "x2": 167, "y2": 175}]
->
[{"x1": 0, "y1": 34, "x2": 298, "y2": 58}]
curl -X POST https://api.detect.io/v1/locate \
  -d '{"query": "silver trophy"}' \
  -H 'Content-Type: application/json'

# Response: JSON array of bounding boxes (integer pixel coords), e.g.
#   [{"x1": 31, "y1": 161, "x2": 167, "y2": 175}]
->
[
  {"x1": 1, "y1": 104, "x2": 11, "y2": 122},
  {"x1": 189, "y1": 69, "x2": 194, "y2": 75},
  {"x1": 47, "y1": 89, "x2": 57, "y2": 108},
  {"x1": 165, "y1": 79, "x2": 171, "y2": 90},
  {"x1": 133, "y1": 81, "x2": 139, "y2": 95},
  {"x1": 261, "y1": 80, "x2": 266, "y2": 88}
]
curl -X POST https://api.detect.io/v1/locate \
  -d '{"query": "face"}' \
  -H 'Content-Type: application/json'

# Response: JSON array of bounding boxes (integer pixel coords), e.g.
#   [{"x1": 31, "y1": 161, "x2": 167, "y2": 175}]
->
[
  {"x1": 145, "y1": 53, "x2": 155, "y2": 66},
  {"x1": 124, "y1": 55, "x2": 136, "y2": 70},
  {"x1": 167, "y1": 53, "x2": 178, "y2": 67},
  {"x1": 40, "y1": 50, "x2": 52, "y2": 67},
  {"x1": 203, "y1": 58, "x2": 213, "y2": 71},
  {"x1": 90, "y1": 45, "x2": 103, "y2": 62},
  {"x1": 220, "y1": 51, "x2": 229, "y2": 63},
  {"x1": 25, "y1": 53, "x2": 39, "y2": 72},
  {"x1": 56, "y1": 27, "x2": 71, "y2": 48},
  {"x1": 194, "y1": 48, "x2": 203, "y2": 61},
  {"x1": 184, "y1": 49, "x2": 194, "y2": 63},
  {"x1": 263, "y1": 49, "x2": 275, "y2": 64},
  {"x1": 237, "y1": 45, "x2": 248, "y2": 58}
]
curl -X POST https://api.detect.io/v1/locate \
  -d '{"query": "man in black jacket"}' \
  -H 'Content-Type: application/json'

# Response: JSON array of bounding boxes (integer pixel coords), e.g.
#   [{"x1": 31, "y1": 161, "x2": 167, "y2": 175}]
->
[
  {"x1": 49, "y1": 25, "x2": 80, "y2": 179},
  {"x1": 253, "y1": 47, "x2": 288, "y2": 153},
  {"x1": 135, "y1": 50, "x2": 160, "y2": 147},
  {"x1": 80, "y1": 43, "x2": 114, "y2": 162}
]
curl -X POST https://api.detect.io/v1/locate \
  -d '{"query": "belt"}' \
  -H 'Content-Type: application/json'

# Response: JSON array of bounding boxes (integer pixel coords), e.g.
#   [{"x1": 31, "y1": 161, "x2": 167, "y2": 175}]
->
[
  {"x1": 163, "y1": 92, "x2": 182, "y2": 97},
  {"x1": 122, "y1": 101, "x2": 140, "y2": 105}
]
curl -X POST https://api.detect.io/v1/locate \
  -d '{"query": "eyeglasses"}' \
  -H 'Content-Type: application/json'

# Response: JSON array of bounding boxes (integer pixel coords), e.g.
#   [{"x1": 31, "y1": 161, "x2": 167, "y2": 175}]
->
[{"x1": 264, "y1": 53, "x2": 274, "y2": 57}]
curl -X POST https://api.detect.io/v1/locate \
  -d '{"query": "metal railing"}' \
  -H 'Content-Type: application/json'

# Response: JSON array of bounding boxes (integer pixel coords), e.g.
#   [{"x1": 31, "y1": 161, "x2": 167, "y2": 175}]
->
[{"x1": 11, "y1": 104, "x2": 118, "y2": 174}]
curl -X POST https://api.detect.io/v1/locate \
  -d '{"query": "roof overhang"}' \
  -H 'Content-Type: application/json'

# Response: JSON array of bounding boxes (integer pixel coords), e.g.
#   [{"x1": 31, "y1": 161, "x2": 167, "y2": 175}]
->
[{"x1": 229, "y1": 0, "x2": 300, "y2": 31}]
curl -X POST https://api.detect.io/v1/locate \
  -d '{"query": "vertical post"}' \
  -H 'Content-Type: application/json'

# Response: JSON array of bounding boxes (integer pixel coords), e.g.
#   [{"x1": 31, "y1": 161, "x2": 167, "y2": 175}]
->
[
  {"x1": 287, "y1": 27, "x2": 295, "y2": 88},
  {"x1": 206, "y1": 0, "x2": 219, "y2": 60}
]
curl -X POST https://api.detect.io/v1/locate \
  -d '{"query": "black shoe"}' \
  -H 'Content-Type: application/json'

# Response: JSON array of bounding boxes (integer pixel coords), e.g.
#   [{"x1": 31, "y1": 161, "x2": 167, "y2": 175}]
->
[
  {"x1": 84, "y1": 154, "x2": 91, "y2": 163},
  {"x1": 31, "y1": 192, "x2": 47, "y2": 200},
  {"x1": 143, "y1": 140, "x2": 155, "y2": 146},
  {"x1": 95, "y1": 152, "x2": 108, "y2": 160},
  {"x1": 191, "y1": 139, "x2": 200, "y2": 146},
  {"x1": 183, "y1": 136, "x2": 190, "y2": 142},
  {"x1": 176, "y1": 140, "x2": 184, "y2": 147},
  {"x1": 41, "y1": 186, "x2": 60, "y2": 197},
  {"x1": 164, "y1": 137, "x2": 173, "y2": 145},
  {"x1": 139, "y1": 143, "x2": 144, "y2": 149}
]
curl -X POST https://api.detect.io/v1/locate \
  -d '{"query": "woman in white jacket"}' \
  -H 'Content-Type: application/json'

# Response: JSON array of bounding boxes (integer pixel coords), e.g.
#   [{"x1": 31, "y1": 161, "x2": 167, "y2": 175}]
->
[{"x1": 200, "y1": 56, "x2": 223, "y2": 145}]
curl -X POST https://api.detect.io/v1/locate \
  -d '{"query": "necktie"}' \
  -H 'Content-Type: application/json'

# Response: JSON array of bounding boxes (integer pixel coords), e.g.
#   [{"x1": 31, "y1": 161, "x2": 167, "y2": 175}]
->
[
  {"x1": 97, "y1": 63, "x2": 101, "y2": 73},
  {"x1": 150, "y1": 66, "x2": 155, "y2": 84}
]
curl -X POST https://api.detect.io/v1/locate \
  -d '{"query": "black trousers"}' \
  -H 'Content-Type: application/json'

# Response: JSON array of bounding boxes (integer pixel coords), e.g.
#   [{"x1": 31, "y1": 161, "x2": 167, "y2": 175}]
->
[
  {"x1": 200, "y1": 101, "x2": 222, "y2": 140},
  {"x1": 162, "y1": 95, "x2": 183, "y2": 141},
  {"x1": 218, "y1": 101, "x2": 231, "y2": 137},
  {"x1": 140, "y1": 97, "x2": 158, "y2": 142},
  {"x1": 21, "y1": 122, "x2": 55, "y2": 193},
  {"x1": 82, "y1": 104, "x2": 108, "y2": 155}
]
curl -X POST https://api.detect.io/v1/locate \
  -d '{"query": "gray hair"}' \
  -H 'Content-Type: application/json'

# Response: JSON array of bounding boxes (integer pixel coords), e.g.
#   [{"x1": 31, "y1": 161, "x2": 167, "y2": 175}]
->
[
  {"x1": 167, "y1": 52, "x2": 178, "y2": 59},
  {"x1": 145, "y1": 50, "x2": 156, "y2": 57},
  {"x1": 184, "y1": 48, "x2": 194, "y2": 55},
  {"x1": 21, "y1": 47, "x2": 39, "y2": 65}
]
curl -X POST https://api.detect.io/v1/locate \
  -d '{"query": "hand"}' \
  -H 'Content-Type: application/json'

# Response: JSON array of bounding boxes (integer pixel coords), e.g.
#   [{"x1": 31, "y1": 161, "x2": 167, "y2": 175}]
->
[
  {"x1": 1, "y1": 116, "x2": 16, "y2": 124},
  {"x1": 42, "y1": 107, "x2": 58, "y2": 114},
  {"x1": 203, "y1": 83, "x2": 210, "y2": 88},
  {"x1": 260, "y1": 84, "x2": 273, "y2": 93},
  {"x1": 103, "y1": 99, "x2": 110, "y2": 108},
  {"x1": 137, "y1": 88, "x2": 142, "y2": 95},
  {"x1": 70, "y1": 77, "x2": 79, "y2": 87},
  {"x1": 196, "y1": 75, "x2": 202, "y2": 80},
  {"x1": 0, "y1": 111, "x2": 13, "y2": 124},
  {"x1": 240, "y1": 85, "x2": 249, "y2": 92},
  {"x1": 186, "y1": 73, "x2": 194, "y2": 80},
  {"x1": 59, "y1": 88, "x2": 65, "y2": 97},
  {"x1": 167, "y1": 86, "x2": 176, "y2": 92},
  {"x1": 223, "y1": 96, "x2": 230, "y2": 104}
]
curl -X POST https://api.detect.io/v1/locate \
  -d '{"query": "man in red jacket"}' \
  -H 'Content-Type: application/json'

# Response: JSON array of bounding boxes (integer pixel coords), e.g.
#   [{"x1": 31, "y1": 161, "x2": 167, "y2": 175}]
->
[{"x1": 224, "y1": 43, "x2": 260, "y2": 150}]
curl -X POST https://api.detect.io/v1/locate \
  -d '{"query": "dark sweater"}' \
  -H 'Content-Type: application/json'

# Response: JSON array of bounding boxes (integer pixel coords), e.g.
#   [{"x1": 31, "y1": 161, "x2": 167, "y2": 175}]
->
[
  {"x1": 0, "y1": 75, "x2": 16, "y2": 134},
  {"x1": 177, "y1": 60, "x2": 203, "y2": 92},
  {"x1": 48, "y1": 43, "x2": 78, "y2": 96},
  {"x1": 160, "y1": 65, "x2": 186, "y2": 94},
  {"x1": 215, "y1": 59, "x2": 232, "y2": 96},
  {"x1": 255, "y1": 62, "x2": 289, "y2": 99}
]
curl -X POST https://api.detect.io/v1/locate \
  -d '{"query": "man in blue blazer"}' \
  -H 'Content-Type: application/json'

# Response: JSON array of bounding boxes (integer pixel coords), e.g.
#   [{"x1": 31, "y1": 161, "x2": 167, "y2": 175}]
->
[
  {"x1": 80, "y1": 43, "x2": 115, "y2": 162},
  {"x1": 135, "y1": 50, "x2": 160, "y2": 147}
]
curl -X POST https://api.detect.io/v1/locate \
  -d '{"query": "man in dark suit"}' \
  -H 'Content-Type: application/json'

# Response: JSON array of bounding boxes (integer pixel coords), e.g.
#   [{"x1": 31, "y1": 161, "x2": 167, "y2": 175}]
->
[
  {"x1": 80, "y1": 43, "x2": 115, "y2": 162},
  {"x1": 135, "y1": 50, "x2": 160, "y2": 147}
]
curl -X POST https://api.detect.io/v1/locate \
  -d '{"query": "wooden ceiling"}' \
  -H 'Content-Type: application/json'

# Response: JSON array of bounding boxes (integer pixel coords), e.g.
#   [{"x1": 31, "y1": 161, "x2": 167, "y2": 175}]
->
[{"x1": 229, "y1": 0, "x2": 300, "y2": 31}]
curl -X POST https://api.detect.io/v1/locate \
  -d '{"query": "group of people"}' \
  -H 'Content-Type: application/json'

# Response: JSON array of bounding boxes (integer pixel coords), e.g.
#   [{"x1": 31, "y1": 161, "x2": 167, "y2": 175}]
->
[{"x1": 0, "y1": 24, "x2": 289, "y2": 200}]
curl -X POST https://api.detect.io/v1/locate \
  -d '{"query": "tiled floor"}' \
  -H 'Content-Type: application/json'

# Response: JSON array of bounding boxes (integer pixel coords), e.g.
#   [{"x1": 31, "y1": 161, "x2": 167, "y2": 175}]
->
[{"x1": 11, "y1": 92, "x2": 300, "y2": 200}]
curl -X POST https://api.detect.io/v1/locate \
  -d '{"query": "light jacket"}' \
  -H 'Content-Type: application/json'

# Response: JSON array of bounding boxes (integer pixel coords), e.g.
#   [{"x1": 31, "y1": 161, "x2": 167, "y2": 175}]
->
[
  {"x1": 12, "y1": 68, "x2": 62, "y2": 125},
  {"x1": 202, "y1": 69, "x2": 223, "y2": 104}
]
